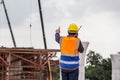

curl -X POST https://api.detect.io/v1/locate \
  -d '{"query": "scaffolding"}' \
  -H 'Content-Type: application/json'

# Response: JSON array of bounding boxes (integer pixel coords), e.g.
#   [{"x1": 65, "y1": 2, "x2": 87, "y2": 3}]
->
[{"x1": 0, "y1": 47, "x2": 60, "y2": 80}]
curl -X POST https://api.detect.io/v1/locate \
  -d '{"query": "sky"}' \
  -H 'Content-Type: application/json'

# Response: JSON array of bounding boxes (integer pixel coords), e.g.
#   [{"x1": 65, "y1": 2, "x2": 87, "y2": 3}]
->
[{"x1": 0, "y1": 0, "x2": 120, "y2": 58}]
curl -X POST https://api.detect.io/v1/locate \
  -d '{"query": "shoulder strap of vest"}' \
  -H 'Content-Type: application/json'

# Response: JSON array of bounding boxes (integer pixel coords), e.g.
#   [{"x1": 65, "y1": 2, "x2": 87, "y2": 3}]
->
[
  {"x1": 60, "y1": 36, "x2": 64, "y2": 45},
  {"x1": 74, "y1": 38, "x2": 80, "y2": 55}
]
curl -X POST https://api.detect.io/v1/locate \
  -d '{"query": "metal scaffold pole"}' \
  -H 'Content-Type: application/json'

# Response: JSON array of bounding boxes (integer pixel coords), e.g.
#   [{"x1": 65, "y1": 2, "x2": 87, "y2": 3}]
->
[{"x1": 1, "y1": 0, "x2": 16, "y2": 47}]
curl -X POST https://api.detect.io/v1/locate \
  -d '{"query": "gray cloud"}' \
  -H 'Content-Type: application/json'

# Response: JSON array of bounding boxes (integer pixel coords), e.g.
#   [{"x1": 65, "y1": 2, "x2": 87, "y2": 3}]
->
[
  {"x1": 0, "y1": 0, "x2": 38, "y2": 27},
  {"x1": 39, "y1": 0, "x2": 120, "y2": 25},
  {"x1": 0, "y1": 0, "x2": 120, "y2": 58},
  {"x1": 1, "y1": 0, "x2": 120, "y2": 27}
]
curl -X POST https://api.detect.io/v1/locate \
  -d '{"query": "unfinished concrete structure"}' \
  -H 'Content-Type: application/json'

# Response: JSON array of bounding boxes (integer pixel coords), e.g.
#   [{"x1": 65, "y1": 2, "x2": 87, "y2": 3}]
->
[
  {"x1": 0, "y1": 47, "x2": 60, "y2": 80},
  {"x1": 79, "y1": 42, "x2": 89, "y2": 80},
  {"x1": 111, "y1": 54, "x2": 120, "y2": 80}
]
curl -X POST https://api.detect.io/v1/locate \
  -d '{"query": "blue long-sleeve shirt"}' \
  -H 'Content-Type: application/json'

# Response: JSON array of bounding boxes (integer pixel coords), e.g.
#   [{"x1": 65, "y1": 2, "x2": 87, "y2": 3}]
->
[{"x1": 55, "y1": 33, "x2": 84, "y2": 53}]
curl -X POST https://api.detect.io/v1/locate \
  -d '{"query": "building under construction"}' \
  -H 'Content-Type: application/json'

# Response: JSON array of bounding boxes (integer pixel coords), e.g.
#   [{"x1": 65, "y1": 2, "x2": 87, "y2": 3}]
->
[{"x1": 0, "y1": 47, "x2": 60, "y2": 80}]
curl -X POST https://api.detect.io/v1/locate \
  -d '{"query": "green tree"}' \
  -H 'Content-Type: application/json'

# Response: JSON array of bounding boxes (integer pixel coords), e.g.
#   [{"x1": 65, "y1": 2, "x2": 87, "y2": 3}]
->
[
  {"x1": 86, "y1": 50, "x2": 103, "y2": 67},
  {"x1": 85, "y1": 66, "x2": 104, "y2": 80},
  {"x1": 85, "y1": 50, "x2": 111, "y2": 80},
  {"x1": 100, "y1": 58, "x2": 111, "y2": 80}
]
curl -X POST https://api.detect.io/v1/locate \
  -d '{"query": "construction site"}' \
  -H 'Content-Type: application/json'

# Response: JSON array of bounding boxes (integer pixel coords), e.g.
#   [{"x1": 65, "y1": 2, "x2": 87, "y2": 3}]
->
[
  {"x1": 0, "y1": 0, "x2": 90, "y2": 79},
  {"x1": 0, "y1": 0, "x2": 61, "y2": 80},
  {"x1": 3, "y1": 0, "x2": 120, "y2": 80}
]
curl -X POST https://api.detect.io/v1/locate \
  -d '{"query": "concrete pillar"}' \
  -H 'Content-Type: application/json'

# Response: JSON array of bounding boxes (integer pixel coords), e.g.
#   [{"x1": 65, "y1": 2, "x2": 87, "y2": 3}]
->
[
  {"x1": 79, "y1": 42, "x2": 89, "y2": 80},
  {"x1": 111, "y1": 54, "x2": 120, "y2": 80}
]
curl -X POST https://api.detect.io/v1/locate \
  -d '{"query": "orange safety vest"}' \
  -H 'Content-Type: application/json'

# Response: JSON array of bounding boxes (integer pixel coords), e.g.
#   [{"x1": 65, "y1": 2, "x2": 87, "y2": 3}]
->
[{"x1": 60, "y1": 36, "x2": 80, "y2": 56}]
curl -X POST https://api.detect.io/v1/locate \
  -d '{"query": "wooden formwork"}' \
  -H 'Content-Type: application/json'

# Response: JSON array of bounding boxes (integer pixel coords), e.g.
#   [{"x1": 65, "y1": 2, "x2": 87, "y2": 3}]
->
[{"x1": 0, "y1": 47, "x2": 60, "y2": 80}]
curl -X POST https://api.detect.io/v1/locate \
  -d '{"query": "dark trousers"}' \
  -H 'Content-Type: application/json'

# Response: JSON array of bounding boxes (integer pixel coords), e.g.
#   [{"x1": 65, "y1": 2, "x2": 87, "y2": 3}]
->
[{"x1": 61, "y1": 68, "x2": 79, "y2": 80}]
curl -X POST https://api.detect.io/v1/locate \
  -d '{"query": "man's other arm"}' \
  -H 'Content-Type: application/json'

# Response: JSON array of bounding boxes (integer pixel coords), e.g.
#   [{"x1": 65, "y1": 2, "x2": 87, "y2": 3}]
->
[{"x1": 78, "y1": 41, "x2": 84, "y2": 53}]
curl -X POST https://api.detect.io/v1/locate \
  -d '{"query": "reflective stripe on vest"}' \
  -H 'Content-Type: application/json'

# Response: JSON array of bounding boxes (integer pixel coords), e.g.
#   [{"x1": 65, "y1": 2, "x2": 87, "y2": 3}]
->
[
  {"x1": 60, "y1": 36, "x2": 80, "y2": 56},
  {"x1": 60, "y1": 59, "x2": 79, "y2": 64}
]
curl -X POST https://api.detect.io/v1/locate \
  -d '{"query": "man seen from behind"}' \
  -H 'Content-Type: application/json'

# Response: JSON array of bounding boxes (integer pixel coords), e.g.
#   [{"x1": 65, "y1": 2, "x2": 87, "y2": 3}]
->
[{"x1": 55, "y1": 23, "x2": 84, "y2": 80}]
